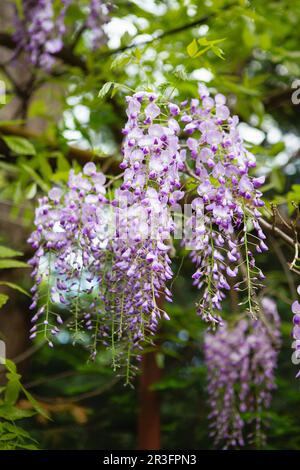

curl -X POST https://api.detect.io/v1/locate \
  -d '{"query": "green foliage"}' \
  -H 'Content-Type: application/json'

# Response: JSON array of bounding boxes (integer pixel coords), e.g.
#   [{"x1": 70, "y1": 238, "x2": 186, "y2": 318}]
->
[
  {"x1": 187, "y1": 37, "x2": 225, "y2": 59},
  {"x1": 98, "y1": 81, "x2": 115, "y2": 100},
  {"x1": 0, "y1": 245, "x2": 29, "y2": 311},
  {"x1": 2, "y1": 136, "x2": 36, "y2": 156},
  {"x1": 186, "y1": 39, "x2": 198, "y2": 57},
  {"x1": 0, "y1": 259, "x2": 28, "y2": 269},
  {"x1": 0, "y1": 0, "x2": 299, "y2": 451},
  {"x1": 0, "y1": 282, "x2": 29, "y2": 297},
  {"x1": 0, "y1": 294, "x2": 8, "y2": 308},
  {"x1": 0, "y1": 360, "x2": 44, "y2": 450},
  {"x1": 0, "y1": 246, "x2": 23, "y2": 258}
]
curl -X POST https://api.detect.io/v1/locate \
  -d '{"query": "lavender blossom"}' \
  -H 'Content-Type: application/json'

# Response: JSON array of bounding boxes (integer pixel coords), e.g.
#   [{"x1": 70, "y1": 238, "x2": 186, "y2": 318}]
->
[
  {"x1": 28, "y1": 87, "x2": 271, "y2": 383},
  {"x1": 13, "y1": 0, "x2": 111, "y2": 68},
  {"x1": 204, "y1": 297, "x2": 281, "y2": 448},
  {"x1": 87, "y1": 0, "x2": 112, "y2": 50},
  {"x1": 181, "y1": 84, "x2": 266, "y2": 324},
  {"x1": 13, "y1": 0, "x2": 71, "y2": 69},
  {"x1": 28, "y1": 164, "x2": 111, "y2": 350}
]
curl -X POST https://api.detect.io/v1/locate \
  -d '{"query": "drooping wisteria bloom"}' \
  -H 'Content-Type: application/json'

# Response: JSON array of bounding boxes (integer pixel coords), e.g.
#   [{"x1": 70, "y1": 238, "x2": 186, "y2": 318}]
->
[
  {"x1": 292, "y1": 285, "x2": 300, "y2": 377},
  {"x1": 28, "y1": 157, "x2": 175, "y2": 380},
  {"x1": 28, "y1": 86, "x2": 270, "y2": 382},
  {"x1": 181, "y1": 84, "x2": 266, "y2": 324},
  {"x1": 87, "y1": 0, "x2": 112, "y2": 50},
  {"x1": 107, "y1": 91, "x2": 185, "y2": 371},
  {"x1": 121, "y1": 91, "x2": 185, "y2": 206},
  {"x1": 204, "y1": 297, "x2": 281, "y2": 449},
  {"x1": 27, "y1": 163, "x2": 112, "y2": 350},
  {"x1": 13, "y1": 0, "x2": 111, "y2": 68},
  {"x1": 13, "y1": 0, "x2": 72, "y2": 69}
]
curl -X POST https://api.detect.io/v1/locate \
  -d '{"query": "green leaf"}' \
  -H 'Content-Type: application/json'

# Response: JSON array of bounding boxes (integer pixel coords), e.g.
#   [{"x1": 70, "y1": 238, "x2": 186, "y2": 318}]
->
[
  {"x1": 2, "y1": 136, "x2": 36, "y2": 155},
  {"x1": 20, "y1": 387, "x2": 50, "y2": 420},
  {"x1": 39, "y1": 157, "x2": 53, "y2": 180},
  {"x1": 0, "y1": 282, "x2": 29, "y2": 297},
  {"x1": 259, "y1": 32, "x2": 271, "y2": 49},
  {"x1": 1, "y1": 360, "x2": 49, "y2": 420},
  {"x1": 0, "y1": 433, "x2": 19, "y2": 441},
  {"x1": 198, "y1": 37, "x2": 225, "y2": 46},
  {"x1": 0, "y1": 161, "x2": 19, "y2": 173},
  {"x1": 212, "y1": 46, "x2": 226, "y2": 60},
  {"x1": 21, "y1": 164, "x2": 49, "y2": 192},
  {"x1": 0, "y1": 259, "x2": 28, "y2": 269},
  {"x1": 14, "y1": 0, "x2": 24, "y2": 19},
  {"x1": 25, "y1": 182, "x2": 37, "y2": 199},
  {"x1": 0, "y1": 246, "x2": 23, "y2": 258},
  {"x1": 98, "y1": 82, "x2": 114, "y2": 100},
  {"x1": 5, "y1": 377, "x2": 21, "y2": 406},
  {"x1": 0, "y1": 405, "x2": 36, "y2": 421},
  {"x1": 17, "y1": 443, "x2": 39, "y2": 450},
  {"x1": 268, "y1": 141, "x2": 285, "y2": 156},
  {"x1": 134, "y1": 48, "x2": 142, "y2": 62},
  {"x1": 194, "y1": 46, "x2": 211, "y2": 58},
  {"x1": 186, "y1": 39, "x2": 198, "y2": 57},
  {"x1": 0, "y1": 120, "x2": 24, "y2": 127},
  {"x1": 4, "y1": 359, "x2": 17, "y2": 374},
  {"x1": 0, "y1": 293, "x2": 8, "y2": 309},
  {"x1": 56, "y1": 153, "x2": 70, "y2": 172},
  {"x1": 111, "y1": 53, "x2": 132, "y2": 70}
]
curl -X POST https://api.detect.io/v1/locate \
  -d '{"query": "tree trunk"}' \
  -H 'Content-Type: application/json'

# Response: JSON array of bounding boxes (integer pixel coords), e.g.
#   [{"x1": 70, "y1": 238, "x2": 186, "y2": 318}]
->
[{"x1": 137, "y1": 350, "x2": 161, "y2": 450}]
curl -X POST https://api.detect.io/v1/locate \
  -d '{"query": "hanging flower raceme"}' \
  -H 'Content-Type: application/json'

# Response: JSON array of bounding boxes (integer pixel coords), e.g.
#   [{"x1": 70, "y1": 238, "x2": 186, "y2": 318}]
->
[
  {"x1": 13, "y1": 0, "x2": 71, "y2": 69},
  {"x1": 204, "y1": 297, "x2": 281, "y2": 449},
  {"x1": 27, "y1": 163, "x2": 113, "y2": 353},
  {"x1": 105, "y1": 91, "x2": 185, "y2": 373},
  {"x1": 27, "y1": 85, "x2": 270, "y2": 382},
  {"x1": 292, "y1": 285, "x2": 300, "y2": 377},
  {"x1": 27, "y1": 157, "x2": 176, "y2": 380},
  {"x1": 87, "y1": 0, "x2": 112, "y2": 50},
  {"x1": 13, "y1": 0, "x2": 112, "y2": 69},
  {"x1": 121, "y1": 91, "x2": 185, "y2": 205},
  {"x1": 180, "y1": 84, "x2": 267, "y2": 324}
]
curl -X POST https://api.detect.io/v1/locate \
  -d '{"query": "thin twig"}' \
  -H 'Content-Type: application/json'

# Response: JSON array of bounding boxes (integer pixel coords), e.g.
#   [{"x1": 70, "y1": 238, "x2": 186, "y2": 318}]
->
[{"x1": 12, "y1": 340, "x2": 46, "y2": 365}]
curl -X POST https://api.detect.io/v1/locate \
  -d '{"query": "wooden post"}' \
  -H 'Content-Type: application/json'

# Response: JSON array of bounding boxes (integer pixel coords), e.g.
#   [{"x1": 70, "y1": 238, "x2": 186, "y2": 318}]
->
[{"x1": 137, "y1": 349, "x2": 161, "y2": 450}]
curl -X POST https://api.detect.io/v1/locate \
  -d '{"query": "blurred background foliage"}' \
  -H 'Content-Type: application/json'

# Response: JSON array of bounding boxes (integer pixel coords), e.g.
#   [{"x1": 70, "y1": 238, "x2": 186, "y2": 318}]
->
[{"x1": 0, "y1": 0, "x2": 299, "y2": 450}]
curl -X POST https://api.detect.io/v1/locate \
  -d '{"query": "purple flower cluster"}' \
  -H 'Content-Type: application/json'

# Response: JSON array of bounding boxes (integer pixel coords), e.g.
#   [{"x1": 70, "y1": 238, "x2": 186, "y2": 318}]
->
[
  {"x1": 87, "y1": 0, "x2": 112, "y2": 50},
  {"x1": 28, "y1": 157, "x2": 175, "y2": 377},
  {"x1": 292, "y1": 285, "x2": 300, "y2": 377},
  {"x1": 28, "y1": 86, "x2": 271, "y2": 380},
  {"x1": 14, "y1": 0, "x2": 71, "y2": 69},
  {"x1": 204, "y1": 297, "x2": 281, "y2": 448},
  {"x1": 28, "y1": 163, "x2": 111, "y2": 350},
  {"x1": 106, "y1": 91, "x2": 185, "y2": 371},
  {"x1": 181, "y1": 84, "x2": 266, "y2": 324},
  {"x1": 13, "y1": 0, "x2": 111, "y2": 68}
]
